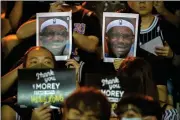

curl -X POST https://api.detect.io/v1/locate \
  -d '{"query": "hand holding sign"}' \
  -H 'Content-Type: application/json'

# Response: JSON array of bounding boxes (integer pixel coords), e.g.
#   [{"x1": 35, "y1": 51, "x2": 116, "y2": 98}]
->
[
  {"x1": 66, "y1": 59, "x2": 80, "y2": 75},
  {"x1": 113, "y1": 59, "x2": 124, "y2": 70},
  {"x1": 155, "y1": 41, "x2": 173, "y2": 58},
  {"x1": 31, "y1": 103, "x2": 52, "y2": 120}
]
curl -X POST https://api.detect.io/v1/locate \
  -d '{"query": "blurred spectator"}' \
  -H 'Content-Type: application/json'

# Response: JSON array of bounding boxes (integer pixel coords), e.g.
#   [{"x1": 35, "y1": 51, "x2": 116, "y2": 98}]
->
[
  {"x1": 117, "y1": 57, "x2": 158, "y2": 101},
  {"x1": 49, "y1": 1, "x2": 101, "y2": 63},
  {"x1": 1, "y1": 46, "x2": 55, "y2": 120},
  {"x1": 117, "y1": 57, "x2": 180, "y2": 120},
  {"x1": 2, "y1": 46, "x2": 79, "y2": 99},
  {"x1": 63, "y1": 86, "x2": 111, "y2": 120},
  {"x1": 2, "y1": 1, "x2": 102, "y2": 76},
  {"x1": 115, "y1": 94, "x2": 162, "y2": 120},
  {"x1": 128, "y1": 1, "x2": 180, "y2": 105}
]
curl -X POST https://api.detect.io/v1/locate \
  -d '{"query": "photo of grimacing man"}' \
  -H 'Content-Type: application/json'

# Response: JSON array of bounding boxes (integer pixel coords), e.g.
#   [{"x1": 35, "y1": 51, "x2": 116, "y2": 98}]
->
[
  {"x1": 40, "y1": 18, "x2": 69, "y2": 56},
  {"x1": 106, "y1": 19, "x2": 135, "y2": 58}
]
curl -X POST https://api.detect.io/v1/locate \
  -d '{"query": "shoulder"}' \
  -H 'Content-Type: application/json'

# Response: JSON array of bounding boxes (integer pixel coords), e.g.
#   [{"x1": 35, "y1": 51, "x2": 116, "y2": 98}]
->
[
  {"x1": 163, "y1": 105, "x2": 180, "y2": 119},
  {"x1": 165, "y1": 104, "x2": 174, "y2": 110}
]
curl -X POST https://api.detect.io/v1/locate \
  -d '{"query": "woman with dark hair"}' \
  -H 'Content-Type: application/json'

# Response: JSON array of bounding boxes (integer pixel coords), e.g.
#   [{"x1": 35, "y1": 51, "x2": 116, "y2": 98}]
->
[
  {"x1": 63, "y1": 86, "x2": 111, "y2": 120},
  {"x1": 117, "y1": 57, "x2": 158, "y2": 100},
  {"x1": 115, "y1": 94, "x2": 162, "y2": 120},
  {"x1": 117, "y1": 57, "x2": 180, "y2": 120}
]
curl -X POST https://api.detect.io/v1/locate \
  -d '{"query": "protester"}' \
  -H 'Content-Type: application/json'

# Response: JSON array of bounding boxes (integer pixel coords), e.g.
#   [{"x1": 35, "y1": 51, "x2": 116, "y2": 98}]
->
[
  {"x1": 63, "y1": 86, "x2": 111, "y2": 120},
  {"x1": 127, "y1": 1, "x2": 180, "y2": 105},
  {"x1": 49, "y1": 1, "x2": 101, "y2": 63},
  {"x1": 117, "y1": 57, "x2": 158, "y2": 100},
  {"x1": 13, "y1": 1, "x2": 101, "y2": 63},
  {"x1": 117, "y1": 57, "x2": 180, "y2": 120},
  {"x1": 115, "y1": 94, "x2": 162, "y2": 120},
  {"x1": 1, "y1": 46, "x2": 79, "y2": 120}
]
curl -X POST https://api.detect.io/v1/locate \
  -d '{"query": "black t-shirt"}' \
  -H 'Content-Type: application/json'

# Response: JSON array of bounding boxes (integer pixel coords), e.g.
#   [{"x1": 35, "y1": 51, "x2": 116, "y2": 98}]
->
[
  {"x1": 79, "y1": 60, "x2": 116, "y2": 86},
  {"x1": 72, "y1": 8, "x2": 102, "y2": 63}
]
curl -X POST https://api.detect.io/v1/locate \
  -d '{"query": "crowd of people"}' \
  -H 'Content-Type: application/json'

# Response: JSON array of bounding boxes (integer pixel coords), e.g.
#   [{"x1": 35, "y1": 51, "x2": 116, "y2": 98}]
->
[{"x1": 1, "y1": 1, "x2": 180, "y2": 120}]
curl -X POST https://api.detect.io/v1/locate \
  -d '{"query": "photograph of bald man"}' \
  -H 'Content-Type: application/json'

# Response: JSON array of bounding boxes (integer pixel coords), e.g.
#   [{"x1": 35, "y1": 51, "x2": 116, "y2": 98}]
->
[
  {"x1": 103, "y1": 13, "x2": 139, "y2": 62},
  {"x1": 38, "y1": 15, "x2": 70, "y2": 58}
]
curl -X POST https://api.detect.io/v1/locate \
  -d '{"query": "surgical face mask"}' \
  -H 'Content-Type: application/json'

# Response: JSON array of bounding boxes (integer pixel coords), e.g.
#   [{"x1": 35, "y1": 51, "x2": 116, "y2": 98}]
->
[
  {"x1": 121, "y1": 118, "x2": 142, "y2": 120},
  {"x1": 28, "y1": 63, "x2": 52, "y2": 69}
]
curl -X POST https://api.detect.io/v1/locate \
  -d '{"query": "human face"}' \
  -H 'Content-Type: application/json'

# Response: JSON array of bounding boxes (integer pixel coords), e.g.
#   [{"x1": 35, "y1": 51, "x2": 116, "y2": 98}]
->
[
  {"x1": 26, "y1": 48, "x2": 54, "y2": 68},
  {"x1": 66, "y1": 108, "x2": 100, "y2": 120},
  {"x1": 128, "y1": 1, "x2": 153, "y2": 16},
  {"x1": 108, "y1": 26, "x2": 134, "y2": 58},
  {"x1": 40, "y1": 25, "x2": 68, "y2": 55},
  {"x1": 118, "y1": 104, "x2": 142, "y2": 120}
]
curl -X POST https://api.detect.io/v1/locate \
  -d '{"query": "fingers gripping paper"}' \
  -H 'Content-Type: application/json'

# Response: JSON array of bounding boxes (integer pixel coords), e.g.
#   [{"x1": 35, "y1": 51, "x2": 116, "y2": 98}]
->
[{"x1": 140, "y1": 36, "x2": 164, "y2": 56}]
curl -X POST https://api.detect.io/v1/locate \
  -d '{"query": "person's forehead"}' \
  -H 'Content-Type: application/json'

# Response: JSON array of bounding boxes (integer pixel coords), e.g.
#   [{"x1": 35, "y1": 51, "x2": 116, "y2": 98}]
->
[
  {"x1": 27, "y1": 48, "x2": 53, "y2": 58},
  {"x1": 69, "y1": 108, "x2": 96, "y2": 115}
]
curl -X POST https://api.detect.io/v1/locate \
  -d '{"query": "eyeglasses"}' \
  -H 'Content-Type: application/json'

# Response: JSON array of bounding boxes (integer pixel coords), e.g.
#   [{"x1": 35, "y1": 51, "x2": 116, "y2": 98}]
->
[{"x1": 109, "y1": 33, "x2": 134, "y2": 41}]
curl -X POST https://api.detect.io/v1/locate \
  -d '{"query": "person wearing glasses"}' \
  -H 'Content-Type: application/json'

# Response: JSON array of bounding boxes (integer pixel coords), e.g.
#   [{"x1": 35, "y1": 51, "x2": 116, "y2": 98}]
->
[{"x1": 105, "y1": 19, "x2": 135, "y2": 58}]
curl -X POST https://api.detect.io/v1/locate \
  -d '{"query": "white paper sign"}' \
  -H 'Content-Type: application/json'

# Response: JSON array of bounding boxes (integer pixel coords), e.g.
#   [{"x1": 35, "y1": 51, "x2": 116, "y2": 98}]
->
[{"x1": 140, "y1": 36, "x2": 164, "y2": 56}]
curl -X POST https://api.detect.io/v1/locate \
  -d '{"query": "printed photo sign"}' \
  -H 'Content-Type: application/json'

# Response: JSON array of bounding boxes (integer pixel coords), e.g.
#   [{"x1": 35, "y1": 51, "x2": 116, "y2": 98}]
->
[
  {"x1": 17, "y1": 69, "x2": 76, "y2": 108},
  {"x1": 36, "y1": 12, "x2": 72, "y2": 61},
  {"x1": 103, "y1": 12, "x2": 139, "y2": 62}
]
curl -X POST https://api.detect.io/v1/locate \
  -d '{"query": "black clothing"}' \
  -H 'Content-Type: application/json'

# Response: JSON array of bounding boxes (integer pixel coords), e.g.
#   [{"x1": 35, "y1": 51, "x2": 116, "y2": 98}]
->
[
  {"x1": 137, "y1": 16, "x2": 180, "y2": 85},
  {"x1": 79, "y1": 60, "x2": 116, "y2": 86},
  {"x1": 72, "y1": 8, "x2": 102, "y2": 63}
]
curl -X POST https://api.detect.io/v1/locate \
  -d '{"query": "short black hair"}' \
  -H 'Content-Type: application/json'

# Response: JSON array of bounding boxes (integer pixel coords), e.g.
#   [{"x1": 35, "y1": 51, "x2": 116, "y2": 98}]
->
[
  {"x1": 115, "y1": 94, "x2": 162, "y2": 120},
  {"x1": 64, "y1": 87, "x2": 111, "y2": 120}
]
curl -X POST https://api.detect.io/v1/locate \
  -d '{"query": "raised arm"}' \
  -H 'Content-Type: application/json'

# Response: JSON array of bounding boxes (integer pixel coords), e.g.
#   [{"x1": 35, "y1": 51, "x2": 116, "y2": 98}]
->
[
  {"x1": 1, "y1": 64, "x2": 22, "y2": 94},
  {"x1": 9, "y1": 1, "x2": 23, "y2": 30},
  {"x1": 73, "y1": 32, "x2": 99, "y2": 52},
  {"x1": 16, "y1": 19, "x2": 36, "y2": 40}
]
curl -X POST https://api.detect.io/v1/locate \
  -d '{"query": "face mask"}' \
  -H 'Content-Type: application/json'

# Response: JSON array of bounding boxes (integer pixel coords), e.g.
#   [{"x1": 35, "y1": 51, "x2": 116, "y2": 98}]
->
[
  {"x1": 29, "y1": 63, "x2": 51, "y2": 69},
  {"x1": 121, "y1": 118, "x2": 142, "y2": 120}
]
